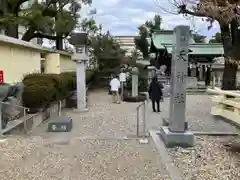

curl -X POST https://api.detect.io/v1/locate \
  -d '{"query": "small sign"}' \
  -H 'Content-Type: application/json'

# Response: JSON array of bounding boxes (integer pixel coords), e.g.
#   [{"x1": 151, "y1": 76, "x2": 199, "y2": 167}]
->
[
  {"x1": 119, "y1": 72, "x2": 126, "y2": 82},
  {"x1": 0, "y1": 70, "x2": 3, "y2": 84}
]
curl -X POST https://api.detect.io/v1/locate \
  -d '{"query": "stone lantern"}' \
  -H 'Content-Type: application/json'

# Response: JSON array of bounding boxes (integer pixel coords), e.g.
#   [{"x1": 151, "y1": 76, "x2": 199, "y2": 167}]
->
[{"x1": 69, "y1": 33, "x2": 89, "y2": 112}]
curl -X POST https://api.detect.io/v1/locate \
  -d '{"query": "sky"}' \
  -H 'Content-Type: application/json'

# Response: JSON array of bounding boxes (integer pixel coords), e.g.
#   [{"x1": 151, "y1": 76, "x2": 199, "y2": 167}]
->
[{"x1": 81, "y1": 0, "x2": 220, "y2": 39}]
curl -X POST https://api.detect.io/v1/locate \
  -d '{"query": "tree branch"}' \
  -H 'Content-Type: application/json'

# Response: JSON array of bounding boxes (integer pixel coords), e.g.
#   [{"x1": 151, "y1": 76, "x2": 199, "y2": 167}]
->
[
  {"x1": 33, "y1": 32, "x2": 59, "y2": 40},
  {"x1": 178, "y1": 5, "x2": 214, "y2": 19}
]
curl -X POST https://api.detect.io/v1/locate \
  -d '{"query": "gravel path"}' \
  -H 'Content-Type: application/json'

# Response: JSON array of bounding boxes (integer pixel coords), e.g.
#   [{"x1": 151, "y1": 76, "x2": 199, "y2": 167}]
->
[
  {"x1": 32, "y1": 90, "x2": 141, "y2": 138},
  {"x1": 167, "y1": 136, "x2": 240, "y2": 180},
  {"x1": 0, "y1": 90, "x2": 171, "y2": 180},
  {"x1": 1, "y1": 90, "x2": 240, "y2": 180},
  {"x1": 0, "y1": 136, "x2": 170, "y2": 180},
  {"x1": 146, "y1": 95, "x2": 240, "y2": 133}
]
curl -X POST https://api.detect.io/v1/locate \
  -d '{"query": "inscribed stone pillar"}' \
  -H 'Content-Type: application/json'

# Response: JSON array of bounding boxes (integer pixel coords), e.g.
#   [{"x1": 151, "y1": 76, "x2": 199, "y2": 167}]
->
[
  {"x1": 169, "y1": 26, "x2": 190, "y2": 132},
  {"x1": 132, "y1": 67, "x2": 139, "y2": 97},
  {"x1": 76, "y1": 60, "x2": 87, "y2": 111}
]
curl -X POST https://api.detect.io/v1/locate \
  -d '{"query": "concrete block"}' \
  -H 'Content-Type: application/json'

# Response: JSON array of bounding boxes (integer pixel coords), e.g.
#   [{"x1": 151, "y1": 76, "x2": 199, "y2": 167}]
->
[
  {"x1": 159, "y1": 126, "x2": 195, "y2": 148},
  {"x1": 162, "y1": 118, "x2": 189, "y2": 130},
  {"x1": 48, "y1": 116, "x2": 72, "y2": 132}
]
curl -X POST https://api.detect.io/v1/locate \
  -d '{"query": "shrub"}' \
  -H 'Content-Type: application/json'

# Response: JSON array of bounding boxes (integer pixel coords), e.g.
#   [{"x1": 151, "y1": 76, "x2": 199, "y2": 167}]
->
[
  {"x1": 123, "y1": 93, "x2": 147, "y2": 102},
  {"x1": 22, "y1": 70, "x2": 95, "y2": 110},
  {"x1": 22, "y1": 81, "x2": 57, "y2": 109},
  {"x1": 126, "y1": 75, "x2": 148, "y2": 92}
]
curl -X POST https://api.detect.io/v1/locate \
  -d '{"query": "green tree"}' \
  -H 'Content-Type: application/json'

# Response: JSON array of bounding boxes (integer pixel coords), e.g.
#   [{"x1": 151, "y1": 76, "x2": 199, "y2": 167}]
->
[
  {"x1": 85, "y1": 23, "x2": 125, "y2": 71},
  {"x1": 0, "y1": 0, "x2": 92, "y2": 50},
  {"x1": 209, "y1": 32, "x2": 222, "y2": 43},
  {"x1": 193, "y1": 33, "x2": 206, "y2": 43},
  {"x1": 134, "y1": 25, "x2": 149, "y2": 59},
  {"x1": 92, "y1": 32, "x2": 126, "y2": 71},
  {"x1": 134, "y1": 14, "x2": 162, "y2": 59},
  {"x1": 165, "y1": 0, "x2": 240, "y2": 90}
]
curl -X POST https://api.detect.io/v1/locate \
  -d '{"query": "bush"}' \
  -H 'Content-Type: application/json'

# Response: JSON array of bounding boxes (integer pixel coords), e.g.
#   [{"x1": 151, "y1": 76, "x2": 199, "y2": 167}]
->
[
  {"x1": 22, "y1": 70, "x2": 95, "y2": 110},
  {"x1": 126, "y1": 75, "x2": 148, "y2": 92},
  {"x1": 22, "y1": 81, "x2": 57, "y2": 109},
  {"x1": 123, "y1": 93, "x2": 147, "y2": 102}
]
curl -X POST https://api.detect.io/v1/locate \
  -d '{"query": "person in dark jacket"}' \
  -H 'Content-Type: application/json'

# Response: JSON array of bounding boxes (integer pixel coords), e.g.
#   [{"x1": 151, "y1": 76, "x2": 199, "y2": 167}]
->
[{"x1": 148, "y1": 76, "x2": 163, "y2": 112}]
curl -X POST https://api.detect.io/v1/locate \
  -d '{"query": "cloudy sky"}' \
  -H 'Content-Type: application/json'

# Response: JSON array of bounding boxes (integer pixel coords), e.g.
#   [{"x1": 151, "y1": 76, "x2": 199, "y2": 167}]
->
[{"x1": 82, "y1": 0, "x2": 220, "y2": 39}]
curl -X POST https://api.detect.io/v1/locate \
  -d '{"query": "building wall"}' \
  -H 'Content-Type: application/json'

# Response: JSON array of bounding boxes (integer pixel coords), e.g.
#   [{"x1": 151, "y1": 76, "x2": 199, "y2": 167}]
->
[
  {"x1": 59, "y1": 55, "x2": 76, "y2": 72},
  {"x1": 0, "y1": 43, "x2": 41, "y2": 84},
  {"x1": 44, "y1": 53, "x2": 74, "y2": 74},
  {"x1": 44, "y1": 53, "x2": 61, "y2": 74},
  {"x1": 114, "y1": 36, "x2": 136, "y2": 56}
]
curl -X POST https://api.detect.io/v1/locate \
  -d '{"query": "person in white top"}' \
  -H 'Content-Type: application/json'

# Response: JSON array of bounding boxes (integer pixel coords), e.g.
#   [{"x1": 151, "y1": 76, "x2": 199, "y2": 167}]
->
[
  {"x1": 110, "y1": 75, "x2": 121, "y2": 103},
  {"x1": 119, "y1": 70, "x2": 126, "y2": 100}
]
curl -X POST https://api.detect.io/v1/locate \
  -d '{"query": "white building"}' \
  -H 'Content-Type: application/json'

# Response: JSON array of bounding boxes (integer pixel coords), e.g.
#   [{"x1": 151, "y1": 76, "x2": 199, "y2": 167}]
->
[{"x1": 114, "y1": 36, "x2": 137, "y2": 57}]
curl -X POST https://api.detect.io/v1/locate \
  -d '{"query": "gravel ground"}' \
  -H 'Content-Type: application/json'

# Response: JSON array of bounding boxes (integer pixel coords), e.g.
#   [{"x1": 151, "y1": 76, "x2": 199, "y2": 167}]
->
[
  {"x1": 167, "y1": 136, "x2": 240, "y2": 180},
  {"x1": 1, "y1": 90, "x2": 240, "y2": 180},
  {"x1": 32, "y1": 90, "x2": 141, "y2": 138},
  {"x1": 0, "y1": 137, "x2": 170, "y2": 180},
  {"x1": 146, "y1": 95, "x2": 240, "y2": 133},
  {"x1": 0, "y1": 90, "x2": 170, "y2": 180}
]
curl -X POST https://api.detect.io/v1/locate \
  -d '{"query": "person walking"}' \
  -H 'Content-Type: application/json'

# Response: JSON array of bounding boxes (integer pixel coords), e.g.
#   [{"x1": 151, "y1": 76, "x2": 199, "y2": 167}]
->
[
  {"x1": 109, "y1": 74, "x2": 121, "y2": 103},
  {"x1": 148, "y1": 76, "x2": 163, "y2": 112}
]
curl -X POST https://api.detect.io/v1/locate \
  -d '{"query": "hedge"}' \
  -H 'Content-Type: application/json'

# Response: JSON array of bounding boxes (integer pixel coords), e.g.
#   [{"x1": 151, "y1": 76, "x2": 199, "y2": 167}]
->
[
  {"x1": 22, "y1": 70, "x2": 95, "y2": 111},
  {"x1": 126, "y1": 75, "x2": 148, "y2": 92}
]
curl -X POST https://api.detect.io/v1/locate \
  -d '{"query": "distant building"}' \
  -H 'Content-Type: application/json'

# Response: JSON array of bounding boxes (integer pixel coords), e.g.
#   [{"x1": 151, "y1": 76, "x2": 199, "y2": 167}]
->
[{"x1": 114, "y1": 36, "x2": 137, "y2": 57}]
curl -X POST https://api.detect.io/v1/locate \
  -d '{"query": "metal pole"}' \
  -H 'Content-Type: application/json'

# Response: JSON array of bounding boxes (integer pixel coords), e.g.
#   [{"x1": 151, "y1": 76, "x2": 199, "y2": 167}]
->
[
  {"x1": 136, "y1": 107, "x2": 139, "y2": 137},
  {"x1": 121, "y1": 82, "x2": 124, "y2": 100},
  {"x1": 58, "y1": 100, "x2": 62, "y2": 116},
  {"x1": 23, "y1": 109, "x2": 27, "y2": 133},
  {"x1": 0, "y1": 105, "x2": 2, "y2": 136},
  {"x1": 143, "y1": 100, "x2": 147, "y2": 137}
]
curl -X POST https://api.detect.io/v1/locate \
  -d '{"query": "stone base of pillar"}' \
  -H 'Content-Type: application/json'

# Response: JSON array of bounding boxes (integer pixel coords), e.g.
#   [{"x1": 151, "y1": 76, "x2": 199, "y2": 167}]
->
[
  {"x1": 72, "y1": 108, "x2": 89, "y2": 113},
  {"x1": 158, "y1": 126, "x2": 195, "y2": 148}
]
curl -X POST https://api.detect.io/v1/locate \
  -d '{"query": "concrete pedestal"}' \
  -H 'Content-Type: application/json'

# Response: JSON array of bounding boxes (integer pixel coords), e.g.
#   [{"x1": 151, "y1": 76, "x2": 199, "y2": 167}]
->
[
  {"x1": 72, "y1": 108, "x2": 89, "y2": 113},
  {"x1": 159, "y1": 126, "x2": 195, "y2": 148}
]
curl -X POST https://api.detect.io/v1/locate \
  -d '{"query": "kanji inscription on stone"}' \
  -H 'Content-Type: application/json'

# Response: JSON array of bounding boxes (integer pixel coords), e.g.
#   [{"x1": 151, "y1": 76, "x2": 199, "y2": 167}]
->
[{"x1": 169, "y1": 26, "x2": 190, "y2": 132}]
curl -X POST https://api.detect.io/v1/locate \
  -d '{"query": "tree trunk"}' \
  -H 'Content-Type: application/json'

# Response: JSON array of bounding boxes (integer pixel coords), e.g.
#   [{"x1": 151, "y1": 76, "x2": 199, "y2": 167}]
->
[
  {"x1": 56, "y1": 37, "x2": 63, "y2": 50},
  {"x1": 222, "y1": 61, "x2": 238, "y2": 90},
  {"x1": 219, "y1": 22, "x2": 239, "y2": 90},
  {"x1": 21, "y1": 27, "x2": 35, "y2": 41},
  {"x1": 4, "y1": 24, "x2": 18, "y2": 38}
]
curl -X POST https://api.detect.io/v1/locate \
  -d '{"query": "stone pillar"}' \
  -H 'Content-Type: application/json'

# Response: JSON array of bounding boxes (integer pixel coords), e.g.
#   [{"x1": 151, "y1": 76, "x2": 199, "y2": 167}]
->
[
  {"x1": 160, "y1": 25, "x2": 194, "y2": 148},
  {"x1": 76, "y1": 60, "x2": 87, "y2": 112},
  {"x1": 168, "y1": 26, "x2": 189, "y2": 132},
  {"x1": 147, "y1": 66, "x2": 155, "y2": 85},
  {"x1": 199, "y1": 65, "x2": 203, "y2": 81},
  {"x1": 131, "y1": 67, "x2": 139, "y2": 97},
  {"x1": 212, "y1": 73, "x2": 216, "y2": 88}
]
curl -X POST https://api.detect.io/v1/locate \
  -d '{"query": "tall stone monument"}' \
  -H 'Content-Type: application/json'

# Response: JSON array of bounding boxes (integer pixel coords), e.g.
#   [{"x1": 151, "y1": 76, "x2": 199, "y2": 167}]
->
[
  {"x1": 160, "y1": 26, "x2": 195, "y2": 148},
  {"x1": 131, "y1": 67, "x2": 139, "y2": 97},
  {"x1": 69, "y1": 33, "x2": 89, "y2": 112}
]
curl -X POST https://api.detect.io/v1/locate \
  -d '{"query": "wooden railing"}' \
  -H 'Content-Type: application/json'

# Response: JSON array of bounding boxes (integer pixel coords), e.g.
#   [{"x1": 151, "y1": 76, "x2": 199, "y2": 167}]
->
[{"x1": 207, "y1": 87, "x2": 240, "y2": 126}]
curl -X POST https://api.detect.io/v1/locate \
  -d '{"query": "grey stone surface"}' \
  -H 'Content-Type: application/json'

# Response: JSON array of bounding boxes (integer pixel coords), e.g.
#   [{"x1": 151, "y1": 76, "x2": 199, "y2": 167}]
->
[
  {"x1": 131, "y1": 67, "x2": 139, "y2": 97},
  {"x1": 1, "y1": 83, "x2": 25, "y2": 124},
  {"x1": 169, "y1": 25, "x2": 190, "y2": 133},
  {"x1": 48, "y1": 116, "x2": 72, "y2": 132},
  {"x1": 159, "y1": 126, "x2": 195, "y2": 148}
]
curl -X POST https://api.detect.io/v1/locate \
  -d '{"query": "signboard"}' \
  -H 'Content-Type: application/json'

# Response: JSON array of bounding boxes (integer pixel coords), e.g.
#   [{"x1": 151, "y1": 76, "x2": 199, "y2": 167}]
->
[
  {"x1": 0, "y1": 70, "x2": 4, "y2": 84},
  {"x1": 119, "y1": 72, "x2": 126, "y2": 82}
]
